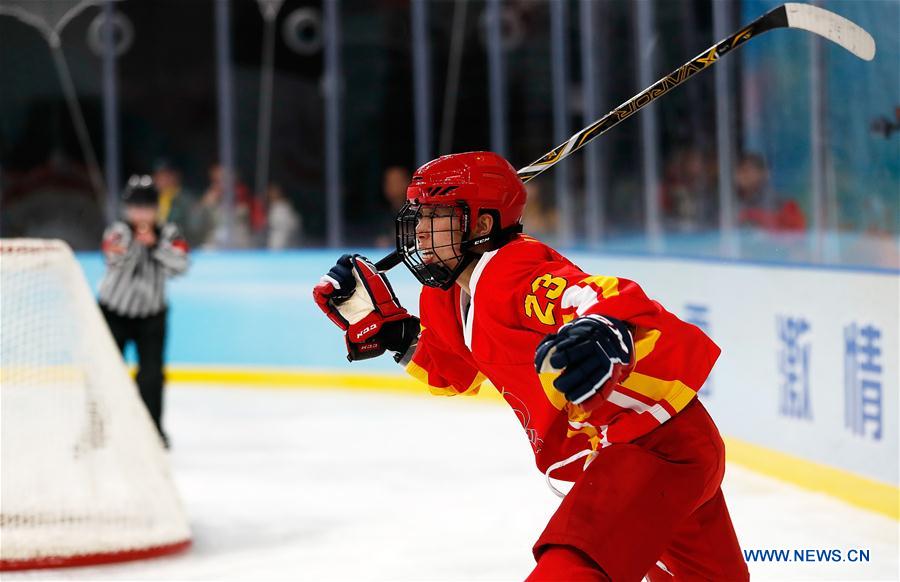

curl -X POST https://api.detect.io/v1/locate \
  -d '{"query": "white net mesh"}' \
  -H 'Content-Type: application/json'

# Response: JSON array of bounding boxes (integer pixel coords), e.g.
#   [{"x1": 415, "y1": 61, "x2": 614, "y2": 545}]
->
[{"x1": 0, "y1": 239, "x2": 190, "y2": 569}]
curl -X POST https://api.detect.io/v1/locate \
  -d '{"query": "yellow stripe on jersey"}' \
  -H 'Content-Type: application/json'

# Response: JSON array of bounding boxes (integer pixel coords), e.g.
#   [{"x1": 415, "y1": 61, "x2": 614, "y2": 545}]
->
[
  {"x1": 633, "y1": 327, "x2": 661, "y2": 363},
  {"x1": 621, "y1": 372, "x2": 697, "y2": 413},
  {"x1": 465, "y1": 372, "x2": 487, "y2": 395},
  {"x1": 579, "y1": 275, "x2": 620, "y2": 299},
  {"x1": 567, "y1": 423, "x2": 601, "y2": 451},
  {"x1": 406, "y1": 360, "x2": 448, "y2": 393},
  {"x1": 539, "y1": 328, "x2": 663, "y2": 412},
  {"x1": 538, "y1": 372, "x2": 568, "y2": 411},
  {"x1": 406, "y1": 360, "x2": 484, "y2": 397}
]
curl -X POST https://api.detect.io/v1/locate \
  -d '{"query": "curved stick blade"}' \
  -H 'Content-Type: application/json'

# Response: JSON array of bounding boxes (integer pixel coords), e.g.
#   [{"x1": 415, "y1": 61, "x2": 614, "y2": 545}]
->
[{"x1": 785, "y1": 3, "x2": 876, "y2": 61}]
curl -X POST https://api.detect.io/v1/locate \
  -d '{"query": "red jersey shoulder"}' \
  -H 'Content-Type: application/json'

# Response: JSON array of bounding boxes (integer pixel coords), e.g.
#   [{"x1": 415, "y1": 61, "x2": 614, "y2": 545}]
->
[
  {"x1": 478, "y1": 235, "x2": 582, "y2": 301},
  {"x1": 479, "y1": 235, "x2": 561, "y2": 283},
  {"x1": 499, "y1": 234, "x2": 558, "y2": 263}
]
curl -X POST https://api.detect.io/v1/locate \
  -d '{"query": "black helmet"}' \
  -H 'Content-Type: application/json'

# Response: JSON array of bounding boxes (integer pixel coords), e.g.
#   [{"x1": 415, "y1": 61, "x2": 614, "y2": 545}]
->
[{"x1": 122, "y1": 175, "x2": 159, "y2": 206}]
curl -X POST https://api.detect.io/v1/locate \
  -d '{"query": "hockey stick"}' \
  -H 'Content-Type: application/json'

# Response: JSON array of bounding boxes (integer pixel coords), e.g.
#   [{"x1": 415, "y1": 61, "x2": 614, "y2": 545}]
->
[{"x1": 374, "y1": 2, "x2": 875, "y2": 271}]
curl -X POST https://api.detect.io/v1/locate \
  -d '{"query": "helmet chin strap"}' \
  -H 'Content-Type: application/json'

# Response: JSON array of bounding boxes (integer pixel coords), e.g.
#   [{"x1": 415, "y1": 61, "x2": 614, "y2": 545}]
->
[
  {"x1": 439, "y1": 222, "x2": 523, "y2": 290},
  {"x1": 446, "y1": 253, "x2": 477, "y2": 288},
  {"x1": 460, "y1": 222, "x2": 524, "y2": 254},
  {"x1": 422, "y1": 223, "x2": 522, "y2": 291}
]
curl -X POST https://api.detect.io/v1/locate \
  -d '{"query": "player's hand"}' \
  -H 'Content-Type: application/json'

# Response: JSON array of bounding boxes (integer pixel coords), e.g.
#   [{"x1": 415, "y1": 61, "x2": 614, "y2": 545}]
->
[
  {"x1": 345, "y1": 314, "x2": 420, "y2": 362},
  {"x1": 534, "y1": 314, "x2": 634, "y2": 411},
  {"x1": 313, "y1": 254, "x2": 358, "y2": 330},
  {"x1": 312, "y1": 254, "x2": 419, "y2": 361}
]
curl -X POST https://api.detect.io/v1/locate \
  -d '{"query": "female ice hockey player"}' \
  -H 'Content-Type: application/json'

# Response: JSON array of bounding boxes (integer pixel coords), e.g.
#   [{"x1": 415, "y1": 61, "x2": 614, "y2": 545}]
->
[{"x1": 313, "y1": 152, "x2": 748, "y2": 581}]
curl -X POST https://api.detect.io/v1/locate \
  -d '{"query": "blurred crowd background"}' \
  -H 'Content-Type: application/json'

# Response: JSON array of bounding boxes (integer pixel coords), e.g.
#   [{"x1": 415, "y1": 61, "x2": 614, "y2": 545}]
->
[{"x1": 0, "y1": 0, "x2": 897, "y2": 268}]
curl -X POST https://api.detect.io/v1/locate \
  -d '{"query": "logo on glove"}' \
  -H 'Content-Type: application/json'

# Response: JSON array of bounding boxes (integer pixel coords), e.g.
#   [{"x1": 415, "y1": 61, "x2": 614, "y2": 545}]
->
[{"x1": 355, "y1": 323, "x2": 379, "y2": 340}]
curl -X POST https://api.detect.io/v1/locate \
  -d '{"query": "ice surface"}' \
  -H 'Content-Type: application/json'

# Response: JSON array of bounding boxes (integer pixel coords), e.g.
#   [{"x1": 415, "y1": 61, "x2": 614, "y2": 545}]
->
[{"x1": 5, "y1": 384, "x2": 897, "y2": 581}]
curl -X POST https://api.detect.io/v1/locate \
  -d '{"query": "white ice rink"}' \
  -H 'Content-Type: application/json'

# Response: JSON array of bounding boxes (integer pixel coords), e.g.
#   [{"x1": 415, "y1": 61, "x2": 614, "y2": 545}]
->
[{"x1": 5, "y1": 384, "x2": 898, "y2": 581}]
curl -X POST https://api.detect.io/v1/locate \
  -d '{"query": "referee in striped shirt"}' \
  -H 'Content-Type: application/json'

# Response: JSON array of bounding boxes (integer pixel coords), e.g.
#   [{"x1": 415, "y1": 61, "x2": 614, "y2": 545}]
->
[{"x1": 99, "y1": 175, "x2": 189, "y2": 446}]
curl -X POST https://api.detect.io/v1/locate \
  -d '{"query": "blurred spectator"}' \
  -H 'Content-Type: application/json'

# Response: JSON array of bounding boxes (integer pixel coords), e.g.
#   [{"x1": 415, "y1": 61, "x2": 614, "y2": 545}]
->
[
  {"x1": 374, "y1": 166, "x2": 412, "y2": 247},
  {"x1": 266, "y1": 183, "x2": 301, "y2": 249},
  {"x1": 522, "y1": 181, "x2": 558, "y2": 240},
  {"x1": 152, "y1": 159, "x2": 208, "y2": 247},
  {"x1": 661, "y1": 147, "x2": 717, "y2": 232},
  {"x1": 735, "y1": 153, "x2": 806, "y2": 232},
  {"x1": 199, "y1": 163, "x2": 264, "y2": 249}
]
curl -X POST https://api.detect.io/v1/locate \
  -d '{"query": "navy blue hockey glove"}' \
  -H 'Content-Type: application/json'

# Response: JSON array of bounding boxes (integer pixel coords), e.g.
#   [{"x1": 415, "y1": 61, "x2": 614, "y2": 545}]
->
[
  {"x1": 534, "y1": 314, "x2": 634, "y2": 411},
  {"x1": 313, "y1": 254, "x2": 357, "y2": 330},
  {"x1": 313, "y1": 254, "x2": 418, "y2": 362}
]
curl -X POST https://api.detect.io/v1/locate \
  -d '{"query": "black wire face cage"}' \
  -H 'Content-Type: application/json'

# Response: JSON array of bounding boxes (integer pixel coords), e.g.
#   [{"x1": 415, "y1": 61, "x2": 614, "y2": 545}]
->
[{"x1": 396, "y1": 201, "x2": 474, "y2": 290}]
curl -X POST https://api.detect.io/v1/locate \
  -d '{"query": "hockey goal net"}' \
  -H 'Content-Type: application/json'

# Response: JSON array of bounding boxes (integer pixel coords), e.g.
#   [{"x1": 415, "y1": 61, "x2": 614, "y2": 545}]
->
[{"x1": 0, "y1": 239, "x2": 191, "y2": 570}]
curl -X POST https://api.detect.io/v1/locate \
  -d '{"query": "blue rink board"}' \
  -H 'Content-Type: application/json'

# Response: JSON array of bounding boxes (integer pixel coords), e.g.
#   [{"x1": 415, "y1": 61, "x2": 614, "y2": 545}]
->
[
  {"x1": 77, "y1": 247, "x2": 897, "y2": 371},
  {"x1": 77, "y1": 250, "x2": 421, "y2": 372}
]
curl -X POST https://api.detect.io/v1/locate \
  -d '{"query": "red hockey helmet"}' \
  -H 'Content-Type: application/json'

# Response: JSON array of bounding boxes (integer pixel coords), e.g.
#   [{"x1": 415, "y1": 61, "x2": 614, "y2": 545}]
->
[{"x1": 396, "y1": 152, "x2": 526, "y2": 289}]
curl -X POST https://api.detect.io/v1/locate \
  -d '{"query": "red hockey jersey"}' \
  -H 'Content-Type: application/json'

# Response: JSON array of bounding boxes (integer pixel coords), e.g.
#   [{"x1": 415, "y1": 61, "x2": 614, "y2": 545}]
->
[{"x1": 406, "y1": 235, "x2": 720, "y2": 482}]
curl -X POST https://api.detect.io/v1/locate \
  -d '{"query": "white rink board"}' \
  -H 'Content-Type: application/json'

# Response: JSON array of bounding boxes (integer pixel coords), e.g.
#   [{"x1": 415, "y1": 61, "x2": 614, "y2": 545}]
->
[{"x1": 567, "y1": 253, "x2": 899, "y2": 486}]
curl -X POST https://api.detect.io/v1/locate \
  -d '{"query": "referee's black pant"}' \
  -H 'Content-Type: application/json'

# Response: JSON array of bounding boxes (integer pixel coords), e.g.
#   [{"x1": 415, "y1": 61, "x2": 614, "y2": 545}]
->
[{"x1": 100, "y1": 304, "x2": 168, "y2": 443}]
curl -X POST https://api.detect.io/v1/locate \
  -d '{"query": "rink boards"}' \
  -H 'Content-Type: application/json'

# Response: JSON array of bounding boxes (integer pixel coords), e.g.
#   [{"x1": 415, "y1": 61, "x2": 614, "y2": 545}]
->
[
  {"x1": 571, "y1": 252, "x2": 899, "y2": 519},
  {"x1": 76, "y1": 250, "x2": 899, "y2": 519}
]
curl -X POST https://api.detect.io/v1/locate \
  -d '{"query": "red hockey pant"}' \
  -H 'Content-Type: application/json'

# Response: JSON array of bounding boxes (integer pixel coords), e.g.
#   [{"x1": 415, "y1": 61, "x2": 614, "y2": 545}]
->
[{"x1": 528, "y1": 400, "x2": 749, "y2": 581}]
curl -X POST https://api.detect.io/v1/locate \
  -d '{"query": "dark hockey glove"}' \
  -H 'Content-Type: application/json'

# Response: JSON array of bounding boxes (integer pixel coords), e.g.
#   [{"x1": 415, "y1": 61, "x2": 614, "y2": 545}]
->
[
  {"x1": 534, "y1": 314, "x2": 634, "y2": 411},
  {"x1": 312, "y1": 254, "x2": 418, "y2": 361},
  {"x1": 345, "y1": 314, "x2": 420, "y2": 362},
  {"x1": 313, "y1": 254, "x2": 358, "y2": 330}
]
